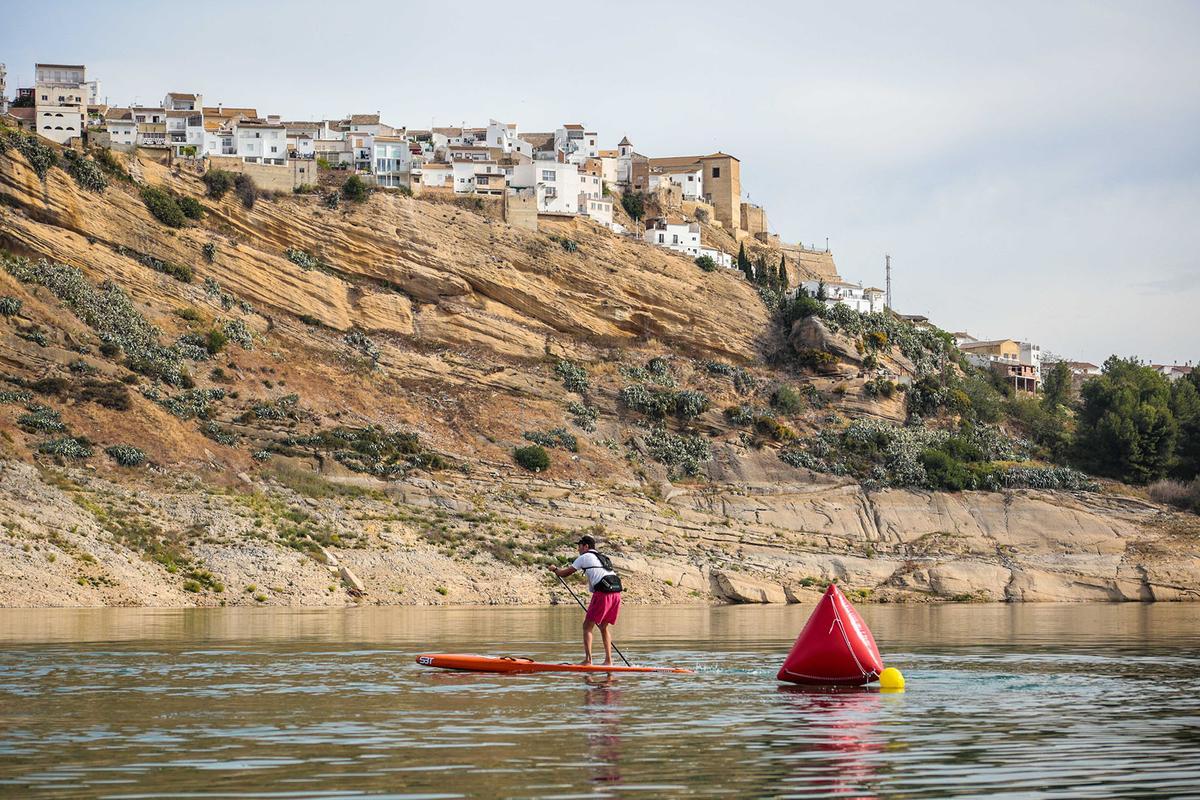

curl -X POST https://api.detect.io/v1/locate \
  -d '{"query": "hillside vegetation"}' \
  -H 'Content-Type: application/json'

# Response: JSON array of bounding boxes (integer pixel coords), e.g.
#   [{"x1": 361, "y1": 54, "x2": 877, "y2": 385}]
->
[{"x1": 0, "y1": 131, "x2": 1197, "y2": 607}]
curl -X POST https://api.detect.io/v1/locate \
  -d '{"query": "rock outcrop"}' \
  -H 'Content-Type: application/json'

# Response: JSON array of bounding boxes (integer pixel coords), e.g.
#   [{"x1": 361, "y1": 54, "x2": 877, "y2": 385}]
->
[{"x1": 0, "y1": 145, "x2": 1196, "y2": 607}]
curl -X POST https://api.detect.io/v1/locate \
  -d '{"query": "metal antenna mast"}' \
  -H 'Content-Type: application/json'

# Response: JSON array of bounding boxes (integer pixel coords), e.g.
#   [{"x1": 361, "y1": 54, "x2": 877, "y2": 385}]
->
[{"x1": 885, "y1": 254, "x2": 893, "y2": 310}]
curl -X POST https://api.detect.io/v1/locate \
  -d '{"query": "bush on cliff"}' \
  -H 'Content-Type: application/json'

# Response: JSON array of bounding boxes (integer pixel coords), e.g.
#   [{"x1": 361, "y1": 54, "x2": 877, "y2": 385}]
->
[
  {"x1": 513, "y1": 444, "x2": 550, "y2": 472},
  {"x1": 202, "y1": 169, "x2": 234, "y2": 199},
  {"x1": 177, "y1": 195, "x2": 204, "y2": 220},
  {"x1": 141, "y1": 185, "x2": 186, "y2": 228},
  {"x1": 695, "y1": 254, "x2": 717, "y2": 272},
  {"x1": 234, "y1": 174, "x2": 257, "y2": 209},
  {"x1": 1075, "y1": 356, "x2": 1176, "y2": 484},
  {"x1": 341, "y1": 174, "x2": 369, "y2": 203}
]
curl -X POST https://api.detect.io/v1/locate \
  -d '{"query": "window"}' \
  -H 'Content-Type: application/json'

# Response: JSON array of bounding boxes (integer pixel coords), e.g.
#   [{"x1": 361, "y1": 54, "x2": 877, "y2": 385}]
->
[
  {"x1": 658, "y1": 234, "x2": 664, "y2": 243},
  {"x1": 541, "y1": 170, "x2": 556, "y2": 182},
  {"x1": 270, "y1": 146, "x2": 277, "y2": 153},
  {"x1": 672, "y1": 235, "x2": 679, "y2": 244},
  {"x1": 712, "y1": 167, "x2": 720, "y2": 178}
]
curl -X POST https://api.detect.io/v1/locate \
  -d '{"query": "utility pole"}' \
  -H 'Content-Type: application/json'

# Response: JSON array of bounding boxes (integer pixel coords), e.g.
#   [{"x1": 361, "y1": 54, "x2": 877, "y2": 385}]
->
[{"x1": 885, "y1": 254, "x2": 893, "y2": 310}]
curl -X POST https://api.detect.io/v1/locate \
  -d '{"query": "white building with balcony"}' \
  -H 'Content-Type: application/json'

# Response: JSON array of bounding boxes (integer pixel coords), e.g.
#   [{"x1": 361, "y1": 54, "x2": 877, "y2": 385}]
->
[
  {"x1": 646, "y1": 217, "x2": 701, "y2": 258},
  {"x1": 511, "y1": 158, "x2": 580, "y2": 214},
  {"x1": 236, "y1": 122, "x2": 287, "y2": 164},
  {"x1": 799, "y1": 280, "x2": 886, "y2": 314},
  {"x1": 372, "y1": 136, "x2": 412, "y2": 188},
  {"x1": 34, "y1": 62, "x2": 88, "y2": 144}
]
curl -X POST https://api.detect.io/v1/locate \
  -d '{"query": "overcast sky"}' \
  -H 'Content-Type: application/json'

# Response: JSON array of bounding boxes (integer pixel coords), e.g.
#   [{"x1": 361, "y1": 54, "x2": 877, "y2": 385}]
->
[{"x1": 3, "y1": 0, "x2": 1197, "y2": 364}]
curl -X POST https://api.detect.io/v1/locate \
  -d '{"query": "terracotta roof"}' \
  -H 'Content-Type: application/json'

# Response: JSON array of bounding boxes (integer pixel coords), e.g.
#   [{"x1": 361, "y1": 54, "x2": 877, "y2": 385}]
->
[
  {"x1": 350, "y1": 114, "x2": 380, "y2": 125},
  {"x1": 203, "y1": 106, "x2": 258, "y2": 117},
  {"x1": 374, "y1": 135, "x2": 408, "y2": 143},
  {"x1": 563, "y1": 123, "x2": 584, "y2": 130},
  {"x1": 167, "y1": 92, "x2": 198, "y2": 100},
  {"x1": 6, "y1": 107, "x2": 35, "y2": 123},
  {"x1": 648, "y1": 155, "x2": 704, "y2": 169},
  {"x1": 432, "y1": 127, "x2": 463, "y2": 136},
  {"x1": 597, "y1": 149, "x2": 618, "y2": 157},
  {"x1": 960, "y1": 339, "x2": 1018, "y2": 349}
]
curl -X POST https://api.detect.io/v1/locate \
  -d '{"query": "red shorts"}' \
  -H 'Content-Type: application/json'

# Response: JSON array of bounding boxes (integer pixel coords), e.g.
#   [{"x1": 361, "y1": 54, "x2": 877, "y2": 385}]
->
[{"x1": 585, "y1": 591, "x2": 621, "y2": 625}]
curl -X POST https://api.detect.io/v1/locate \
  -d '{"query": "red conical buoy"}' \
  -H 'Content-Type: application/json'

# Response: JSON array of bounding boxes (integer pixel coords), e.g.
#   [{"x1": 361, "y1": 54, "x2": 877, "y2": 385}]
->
[{"x1": 777, "y1": 584, "x2": 884, "y2": 686}]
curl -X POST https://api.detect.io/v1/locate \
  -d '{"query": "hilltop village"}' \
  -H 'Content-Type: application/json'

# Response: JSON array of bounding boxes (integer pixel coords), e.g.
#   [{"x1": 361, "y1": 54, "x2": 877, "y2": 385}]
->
[{"x1": 6, "y1": 61, "x2": 1196, "y2": 392}]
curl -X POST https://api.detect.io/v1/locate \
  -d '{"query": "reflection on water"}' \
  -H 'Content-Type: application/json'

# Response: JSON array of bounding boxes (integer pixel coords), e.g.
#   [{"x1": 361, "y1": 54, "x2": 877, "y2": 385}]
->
[{"x1": 0, "y1": 604, "x2": 1198, "y2": 798}]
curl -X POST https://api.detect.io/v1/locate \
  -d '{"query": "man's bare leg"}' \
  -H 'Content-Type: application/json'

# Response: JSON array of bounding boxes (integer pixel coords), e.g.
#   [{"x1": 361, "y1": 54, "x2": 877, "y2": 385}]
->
[
  {"x1": 599, "y1": 623, "x2": 614, "y2": 666},
  {"x1": 580, "y1": 619, "x2": 595, "y2": 665}
]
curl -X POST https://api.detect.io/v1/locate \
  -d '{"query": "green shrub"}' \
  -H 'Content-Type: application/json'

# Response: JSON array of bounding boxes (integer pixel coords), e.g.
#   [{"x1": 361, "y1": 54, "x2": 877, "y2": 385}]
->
[
  {"x1": 234, "y1": 174, "x2": 257, "y2": 209},
  {"x1": 920, "y1": 447, "x2": 972, "y2": 491},
  {"x1": 201, "y1": 242, "x2": 216, "y2": 263},
  {"x1": 772, "y1": 385, "x2": 804, "y2": 414},
  {"x1": 177, "y1": 195, "x2": 204, "y2": 220},
  {"x1": 105, "y1": 444, "x2": 146, "y2": 466},
  {"x1": 754, "y1": 416, "x2": 796, "y2": 442},
  {"x1": 93, "y1": 147, "x2": 130, "y2": 181},
  {"x1": 523, "y1": 428, "x2": 578, "y2": 452},
  {"x1": 38, "y1": 436, "x2": 93, "y2": 458},
  {"x1": 62, "y1": 150, "x2": 107, "y2": 192},
  {"x1": 342, "y1": 174, "x2": 369, "y2": 202},
  {"x1": 18, "y1": 405, "x2": 66, "y2": 433},
  {"x1": 674, "y1": 390, "x2": 710, "y2": 420},
  {"x1": 514, "y1": 444, "x2": 551, "y2": 472},
  {"x1": 620, "y1": 191, "x2": 645, "y2": 221},
  {"x1": 175, "y1": 306, "x2": 203, "y2": 322},
  {"x1": 204, "y1": 328, "x2": 228, "y2": 354},
  {"x1": 795, "y1": 348, "x2": 837, "y2": 371},
  {"x1": 619, "y1": 384, "x2": 676, "y2": 419},
  {"x1": 568, "y1": 401, "x2": 598, "y2": 432},
  {"x1": 345, "y1": 329, "x2": 379, "y2": 365},
  {"x1": 141, "y1": 185, "x2": 186, "y2": 227},
  {"x1": 0, "y1": 296, "x2": 22, "y2": 316},
  {"x1": 203, "y1": 169, "x2": 234, "y2": 199},
  {"x1": 695, "y1": 255, "x2": 717, "y2": 272},
  {"x1": 554, "y1": 360, "x2": 589, "y2": 394},
  {"x1": 644, "y1": 425, "x2": 711, "y2": 477},
  {"x1": 0, "y1": 129, "x2": 59, "y2": 178}
]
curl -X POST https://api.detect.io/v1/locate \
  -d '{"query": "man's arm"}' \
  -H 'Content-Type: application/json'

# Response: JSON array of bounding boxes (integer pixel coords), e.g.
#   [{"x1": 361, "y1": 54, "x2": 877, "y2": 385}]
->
[{"x1": 548, "y1": 564, "x2": 577, "y2": 578}]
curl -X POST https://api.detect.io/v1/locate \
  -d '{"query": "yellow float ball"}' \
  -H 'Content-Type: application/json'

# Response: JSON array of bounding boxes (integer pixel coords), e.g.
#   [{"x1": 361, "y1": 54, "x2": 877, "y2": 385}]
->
[{"x1": 879, "y1": 667, "x2": 905, "y2": 691}]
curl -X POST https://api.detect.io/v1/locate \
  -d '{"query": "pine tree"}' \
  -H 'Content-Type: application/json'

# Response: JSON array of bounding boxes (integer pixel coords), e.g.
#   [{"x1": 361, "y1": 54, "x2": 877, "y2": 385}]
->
[{"x1": 778, "y1": 255, "x2": 789, "y2": 291}]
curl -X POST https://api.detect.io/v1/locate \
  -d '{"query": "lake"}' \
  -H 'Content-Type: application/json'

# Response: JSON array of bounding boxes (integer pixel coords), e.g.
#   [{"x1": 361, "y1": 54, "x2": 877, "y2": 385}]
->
[{"x1": 1, "y1": 604, "x2": 1198, "y2": 798}]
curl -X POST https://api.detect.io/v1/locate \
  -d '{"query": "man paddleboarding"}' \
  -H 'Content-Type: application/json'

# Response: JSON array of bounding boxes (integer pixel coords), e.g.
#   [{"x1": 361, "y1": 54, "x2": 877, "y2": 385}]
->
[{"x1": 548, "y1": 534, "x2": 623, "y2": 665}]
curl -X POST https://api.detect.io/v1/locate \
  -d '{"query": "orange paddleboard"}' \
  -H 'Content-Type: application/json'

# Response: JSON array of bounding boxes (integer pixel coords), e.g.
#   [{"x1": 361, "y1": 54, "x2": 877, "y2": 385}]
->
[{"x1": 416, "y1": 653, "x2": 694, "y2": 674}]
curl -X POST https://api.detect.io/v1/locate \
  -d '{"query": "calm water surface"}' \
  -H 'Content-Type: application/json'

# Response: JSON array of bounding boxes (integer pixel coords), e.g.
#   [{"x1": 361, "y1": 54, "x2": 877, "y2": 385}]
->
[{"x1": 1, "y1": 604, "x2": 1198, "y2": 799}]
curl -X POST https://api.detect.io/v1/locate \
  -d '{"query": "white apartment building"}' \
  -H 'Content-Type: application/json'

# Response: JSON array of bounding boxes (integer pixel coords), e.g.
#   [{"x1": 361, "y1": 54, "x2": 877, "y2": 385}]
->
[
  {"x1": 579, "y1": 171, "x2": 604, "y2": 202},
  {"x1": 373, "y1": 136, "x2": 412, "y2": 187},
  {"x1": 1019, "y1": 341, "x2": 1042, "y2": 377},
  {"x1": 236, "y1": 122, "x2": 287, "y2": 164},
  {"x1": 799, "y1": 280, "x2": 886, "y2": 314},
  {"x1": 555, "y1": 123, "x2": 600, "y2": 164},
  {"x1": 486, "y1": 119, "x2": 519, "y2": 152},
  {"x1": 413, "y1": 162, "x2": 452, "y2": 188},
  {"x1": 348, "y1": 131, "x2": 374, "y2": 171},
  {"x1": 646, "y1": 217, "x2": 702, "y2": 258},
  {"x1": 580, "y1": 195, "x2": 616, "y2": 229},
  {"x1": 105, "y1": 109, "x2": 137, "y2": 148},
  {"x1": 34, "y1": 63, "x2": 88, "y2": 144},
  {"x1": 511, "y1": 159, "x2": 581, "y2": 214}
]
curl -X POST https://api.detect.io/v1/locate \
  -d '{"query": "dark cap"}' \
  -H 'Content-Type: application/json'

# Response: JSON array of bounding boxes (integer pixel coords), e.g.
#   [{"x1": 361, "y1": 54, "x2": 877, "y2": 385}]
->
[{"x1": 577, "y1": 534, "x2": 596, "y2": 547}]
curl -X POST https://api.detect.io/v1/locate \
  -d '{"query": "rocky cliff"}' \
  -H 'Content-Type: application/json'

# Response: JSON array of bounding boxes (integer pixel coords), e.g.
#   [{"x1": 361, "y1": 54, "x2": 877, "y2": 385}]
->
[{"x1": 0, "y1": 143, "x2": 1196, "y2": 606}]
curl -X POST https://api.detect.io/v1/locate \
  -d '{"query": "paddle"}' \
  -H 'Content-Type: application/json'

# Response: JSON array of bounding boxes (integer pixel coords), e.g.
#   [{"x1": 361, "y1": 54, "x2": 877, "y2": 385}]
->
[{"x1": 554, "y1": 571, "x2": 632, "y2": 667}]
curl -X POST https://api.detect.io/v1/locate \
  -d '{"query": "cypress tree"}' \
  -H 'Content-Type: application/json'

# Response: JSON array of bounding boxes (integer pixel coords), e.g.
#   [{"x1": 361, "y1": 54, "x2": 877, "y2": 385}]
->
[
  {"x1": 737, "y1": 243, "x2": 753, "y2": 282},
  {"x1": 778, "y1": 255, "x2": 789, "y2": 291},
  {"x1": 754, "y1": 255, "x2": 769, "y2": 286}
]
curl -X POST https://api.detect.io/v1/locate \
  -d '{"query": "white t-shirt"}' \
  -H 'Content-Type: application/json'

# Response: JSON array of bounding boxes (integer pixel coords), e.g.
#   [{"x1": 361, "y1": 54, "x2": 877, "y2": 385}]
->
[{"x1": 572, "y1": 551, "x2": 616, "y2": 592}]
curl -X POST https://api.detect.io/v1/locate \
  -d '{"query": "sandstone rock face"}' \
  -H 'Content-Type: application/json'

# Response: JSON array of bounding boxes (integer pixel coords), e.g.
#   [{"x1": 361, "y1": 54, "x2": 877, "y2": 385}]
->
[{"x1": 0, "y1": 147, "x2": 1196, "y2": 608}]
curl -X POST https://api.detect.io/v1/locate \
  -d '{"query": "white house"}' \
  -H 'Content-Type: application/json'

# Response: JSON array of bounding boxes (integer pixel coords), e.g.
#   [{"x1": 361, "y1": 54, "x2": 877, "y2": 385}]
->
[
  {"x1": 104, "y1": 109, "x2": 137, "y2": 148},
  {"x1": 616, "y1": 136, "x2": 636, "y2": 184},
  {"x1": 447, "y1": 144, "x2": 494, "y2": 162},
  {"x1": 648, "y1": 164, "x2": 704, "y2": 200},
  {"x1": 163, "y1": 92, "x2": 201, "y2": 111},
  {"x1": 646, "y1": 217, "x2": 701, "y2": 258},
  {"x1": 373, "y1": 136, "x2": 412, "y2": 188},
  {"x1": 579, "y1": 195, "x2": 616, "y2": 229},
  {"x1": 34, "y1": 63, "x2": 88, "y2": 145},
  {"x1": 699, "y1": 246, "x2": 733, "y2": 269},
  {"x1": 348, "y1": 131, "x2": 374, "y2": 171},
  {"x1": 413, "y1": 162, "x2": 452, "y2": 189},
  {"x1": 236, "y1": 122, "x2": 287, "y2": 164},
  {"x1": 511, "y1": 158, "x2": 580, "y2": 215},
  {"x1": 579, "y1": 171, "x2": 604, "y2": 202},
  {"x1": 1019, "y1": 341, "x2": 1042, "y2": 377},
  {"x1": 486, "y1": 119, "x2": 519, "y2": 153},
  {"x1": 555, "y1": 123, "x2": 600, "y2": 164},
  {"x1": 799, "y1": 280, "x2": 886, "y2": 314}
]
